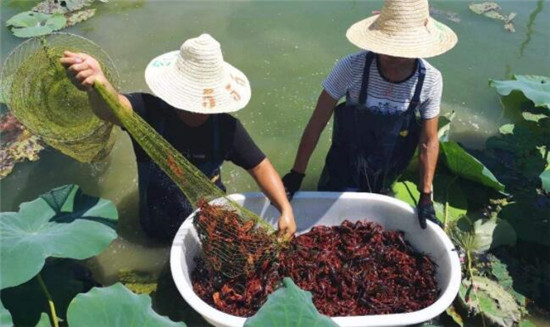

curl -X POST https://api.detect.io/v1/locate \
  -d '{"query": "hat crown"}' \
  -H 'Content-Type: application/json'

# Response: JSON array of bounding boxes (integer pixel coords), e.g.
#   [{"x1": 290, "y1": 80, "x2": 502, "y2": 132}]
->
[
  {"x1": 177, "y1": 33, "x2": 225, "y2": 84},
  {"x1": 374, "y1": 0, "x2": 430, "y2": 32}
]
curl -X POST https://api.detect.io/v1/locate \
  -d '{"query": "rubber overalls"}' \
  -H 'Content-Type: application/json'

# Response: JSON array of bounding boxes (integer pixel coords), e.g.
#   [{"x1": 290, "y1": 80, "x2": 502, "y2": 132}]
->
[
  {"x1": 318, "y1": 52, "x2": 426, "y2": 193},
  {"x1": 137, "y1": 113, "x2": 224, "y2": 241}
]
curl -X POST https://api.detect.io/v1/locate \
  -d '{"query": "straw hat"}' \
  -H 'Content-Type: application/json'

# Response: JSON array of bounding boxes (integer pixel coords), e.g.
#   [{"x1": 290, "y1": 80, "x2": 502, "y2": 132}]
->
[
  {"x1": 346, "y1": 0, "x2": 457, "y2": 58},
  {"x1": 145, "y1": 34, "x2": 251, "y2": 114}
]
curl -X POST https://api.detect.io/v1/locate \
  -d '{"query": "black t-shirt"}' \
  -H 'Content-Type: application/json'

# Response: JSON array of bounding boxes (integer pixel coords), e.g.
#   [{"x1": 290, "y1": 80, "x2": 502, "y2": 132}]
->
[{"x1": 124, "y1": 92, "x2": 265, "y2": 170}]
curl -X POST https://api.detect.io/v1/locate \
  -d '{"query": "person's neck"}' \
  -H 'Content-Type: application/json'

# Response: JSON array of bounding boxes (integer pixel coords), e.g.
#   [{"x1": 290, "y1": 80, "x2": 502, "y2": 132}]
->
[
  {"x1": 176, "y1": 110, "x2": 210, "y2": 127},
  {"x1": 377, "y1": 54, "x2": 417, "y2": 83}
]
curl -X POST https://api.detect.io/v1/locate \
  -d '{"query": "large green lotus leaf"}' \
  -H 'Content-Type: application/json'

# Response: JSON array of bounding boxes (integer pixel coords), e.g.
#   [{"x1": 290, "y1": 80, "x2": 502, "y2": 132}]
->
[
  {"x1": 433, "y1": 172, "x2": 468, "y2": 224},
  {"x1": 1, "y1": 300, "x2": 13, "y2": 327},
  {"x1": 490, "y1": 75, "x2": 550, "y2": 110},
  {"x1": 458, "y1": 277, "x2": 521, "y2": 327},
  {"x1": 1, "y1": 259, "x2": 97, "y2": 326},
  {"x1": 6, "y1": 11, "x2": 67, "y2": 38},
  {"x1": 0, "y1": 185, "x2": 117, "y2": 289},
  {"x1": 499, "y1": 198, "x2": 550, "y2": 246},
  {"x1": 66, "y1": 283, "x2": 186, "y2": 327},
  {"x1": 35, "y1": 313, "x2": 52, "y2": 327},
  {"x1": 472, "y1": 218, "x2": 516, "y2": 252},
  {"x1": 392, "y1": 180, "x2": 419, "y2": 207},
  {"x1": 488, "y1": 255, "x2": 526, "y2": 307},
  {"x1": 244, "y1": 278, "x2": 338, "y2": 327},
  {"x1": 440, "y1": 141, "x2": 505, "y2": 191},
  {"x1": 391, "y1": 176, "x2": 467, "y2": 225}
]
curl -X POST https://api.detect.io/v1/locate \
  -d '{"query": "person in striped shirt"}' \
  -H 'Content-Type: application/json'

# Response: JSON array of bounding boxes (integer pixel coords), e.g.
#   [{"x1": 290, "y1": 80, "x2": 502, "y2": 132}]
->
[{"x1": 282, "y1": 0, "x2": 457, "y2": 229}]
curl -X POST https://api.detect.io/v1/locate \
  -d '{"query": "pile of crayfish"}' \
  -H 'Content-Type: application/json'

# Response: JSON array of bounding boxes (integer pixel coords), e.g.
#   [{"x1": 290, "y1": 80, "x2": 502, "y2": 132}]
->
[{"x1": 192, "y1": 219, "x2": 439, "y2": 317}]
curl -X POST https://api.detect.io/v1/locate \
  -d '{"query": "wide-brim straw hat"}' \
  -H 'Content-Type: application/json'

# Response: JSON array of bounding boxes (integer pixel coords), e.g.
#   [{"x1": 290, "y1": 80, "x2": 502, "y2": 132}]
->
[
  {"x1": 145, "y1": 34, "x2": 251, "y2": 114},
  {"x1": 346, "y1": 0, "x2": 457, "y2": 58}
]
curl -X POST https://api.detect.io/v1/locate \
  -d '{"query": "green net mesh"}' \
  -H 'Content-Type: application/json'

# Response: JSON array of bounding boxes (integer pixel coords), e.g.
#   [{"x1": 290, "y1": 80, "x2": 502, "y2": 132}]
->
[
  {"x1": 1, "y1": 33, "x2": 119, "y2": 162},
  {"x1": 1, "y1": 32, "x2": 279, "y2": 278},
  {"x1": 94, "y1": 83, "x2": 278, "y2": 278}
]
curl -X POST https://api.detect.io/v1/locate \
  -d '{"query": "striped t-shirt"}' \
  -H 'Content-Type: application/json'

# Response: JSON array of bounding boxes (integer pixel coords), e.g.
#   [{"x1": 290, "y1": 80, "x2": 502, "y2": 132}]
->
[{"x1": 322, "y1": 51, "x2": 443, "y2": 120}]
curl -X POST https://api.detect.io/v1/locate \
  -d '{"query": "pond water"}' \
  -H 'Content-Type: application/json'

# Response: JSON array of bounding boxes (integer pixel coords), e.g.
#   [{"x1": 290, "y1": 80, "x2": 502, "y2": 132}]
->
[{"x1": 1, "y1": 0, "x2": 549, "y2": 326}]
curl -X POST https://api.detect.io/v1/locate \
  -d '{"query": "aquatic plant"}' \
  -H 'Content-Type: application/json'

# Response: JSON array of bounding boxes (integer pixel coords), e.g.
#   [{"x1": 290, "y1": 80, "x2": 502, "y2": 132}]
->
[
  {"x1": 0, "y1": 185, "x2": 186, "y2": 327},
  {"x1": 244, "y1": 278, "x2": 338, "y2": 327},
  {"x1": 392, "y1": 74, "x2": 549, "y2": 326},
  {"x1": 66, "y1": 283, "x2": 186, "y2": 327},
  {"x1": 5, "y1": 0, "x2": 108, "y2": 38}
]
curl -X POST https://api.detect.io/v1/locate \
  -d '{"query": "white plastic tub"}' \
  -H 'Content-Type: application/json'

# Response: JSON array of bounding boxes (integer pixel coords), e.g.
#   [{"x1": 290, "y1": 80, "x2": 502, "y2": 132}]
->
[{"x1": 171, "y1": 192, "x2": 461, "y2": 327}]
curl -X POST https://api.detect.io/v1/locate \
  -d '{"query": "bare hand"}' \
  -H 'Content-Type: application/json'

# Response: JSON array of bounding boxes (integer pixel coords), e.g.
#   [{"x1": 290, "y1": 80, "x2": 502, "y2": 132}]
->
[
  {"x1": 60, "y1": 51, "x2": 106, "y2": 91},
  {"x1": 277, "y1": 209, "x2": 296, "y2": 240}
]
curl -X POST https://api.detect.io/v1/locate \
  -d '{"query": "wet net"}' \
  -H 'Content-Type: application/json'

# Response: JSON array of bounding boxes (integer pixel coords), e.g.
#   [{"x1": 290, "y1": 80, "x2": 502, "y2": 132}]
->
[
  {"x1": 94, "y1": 83, "x2": 278, "y2": 278},
  {"x1": 1, "y1": 33, "x2": 279, "y2": 278},
  {"x1": 1, "y1": 33, "x2": 119, "y2": 162}
]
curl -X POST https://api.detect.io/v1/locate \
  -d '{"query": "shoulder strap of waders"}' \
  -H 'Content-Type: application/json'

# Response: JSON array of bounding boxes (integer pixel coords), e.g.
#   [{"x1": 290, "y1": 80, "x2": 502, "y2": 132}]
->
[
  {"x1": 358, "y1": 51, "x2": 376, "y2": 105},
  {"x1": 406, "y1": 59, "x2": 426, "y2": 113},
  {"x1": 211, "y1": 115, "x2": 221, "y2": 162}
]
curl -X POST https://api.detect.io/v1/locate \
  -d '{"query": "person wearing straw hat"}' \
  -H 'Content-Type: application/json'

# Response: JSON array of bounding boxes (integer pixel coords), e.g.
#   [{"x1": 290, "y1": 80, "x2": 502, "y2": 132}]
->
[
  {"x1": 282, "y1": 0, "x2": 457, "y2": 229},
  {"x1": 61, "y1": 33, "x2": 296, "y2": 241}
]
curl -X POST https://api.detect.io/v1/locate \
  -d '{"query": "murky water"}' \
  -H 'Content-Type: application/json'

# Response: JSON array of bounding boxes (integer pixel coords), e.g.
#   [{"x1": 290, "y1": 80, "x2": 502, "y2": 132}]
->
[{"x1": 1, "y1": 0, "x2": 549, "y2": 326}]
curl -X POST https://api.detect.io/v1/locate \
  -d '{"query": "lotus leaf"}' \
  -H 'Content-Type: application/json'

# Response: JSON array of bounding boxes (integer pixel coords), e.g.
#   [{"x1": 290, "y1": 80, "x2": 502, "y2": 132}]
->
[
  {"x1": 0, "y1": 184, "x2": 117, "y2": 289},
  {"x1": 1, "y1": 259, "x2": 97, "y2": 326},
  {"x1": 391, "y1": 177, "x2": 467, "y2": 225},
  {"x1": 35, "y1": 313, "x2": 52, "y2": 327},
  {"x1": 440, "y1": 141, "x2": 505, "y2": 191},
  {"x1": 519, "y1": 320, "x2": 537, "y2": 327},
  {"x1": 1, "y1": 300, "x2": 13, "y2": 327},
  {"x1": 490, "y1": 75, "x2": 550, "y2": 110},
  {"x1": 499, "y1": 198, "x2": 550, "y2": 246},
  {"x1": 244, "y1": 278, "x2": 338, "y2": 327},
  {"x1": 489, "y1": 255, "x2": 526, "y2": 307},
  {"x1": 458, "y1": 276, "x2": 521, "y2": 327},
  {"x1": 66, "y1": 283, "x2": 186, "y2": 327},
  {"x1": 472, "y1": 218, "x2": 516, "y2": 252},
  {"x1": 6, "y1": 11, "x2": 67, "y2": 38}
]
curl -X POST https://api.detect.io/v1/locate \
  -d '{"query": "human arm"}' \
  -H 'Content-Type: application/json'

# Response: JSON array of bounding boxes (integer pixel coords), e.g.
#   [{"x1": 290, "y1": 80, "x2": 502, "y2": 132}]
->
[
  {"x1": 282, "y1": 90, "x2": 338, "y2": 198},
  {"x1": 60, "y1": 51, "x2": 132, "y2": 125},
  {"x1": 248, "y1": 158, "x2": 296, "y2": 238},
  {"x1": 292, "y1": 90, "x2": 338, "y2": 173},
  {"x1": 417, "y1": 116, "x2": 440, "y2": 229}
]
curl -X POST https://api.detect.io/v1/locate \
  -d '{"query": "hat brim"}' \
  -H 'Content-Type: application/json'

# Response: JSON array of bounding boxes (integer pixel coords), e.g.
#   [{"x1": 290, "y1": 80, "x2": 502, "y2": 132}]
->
[
  {"x1": 346, "y1": 15, "x2": 457, "y2": 58},
  {"x1": 144, "y1": 51, "x2": 251, "y2": 114}
]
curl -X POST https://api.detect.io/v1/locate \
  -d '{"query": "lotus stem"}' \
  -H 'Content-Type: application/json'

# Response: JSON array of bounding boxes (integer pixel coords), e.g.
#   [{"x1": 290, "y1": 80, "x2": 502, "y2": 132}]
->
[{"x1": 37, "y1": 273, "x2": 59, "y2": 327}]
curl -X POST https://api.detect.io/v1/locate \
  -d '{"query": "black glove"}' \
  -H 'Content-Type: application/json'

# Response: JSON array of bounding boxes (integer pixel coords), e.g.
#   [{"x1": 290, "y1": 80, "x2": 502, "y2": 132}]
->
[
  {"x1": 417, "y1": 201, "x2": 441, "y2": 229},
  {"x1": 282, "y1": 170, "x2": 305, "y2": 201}
]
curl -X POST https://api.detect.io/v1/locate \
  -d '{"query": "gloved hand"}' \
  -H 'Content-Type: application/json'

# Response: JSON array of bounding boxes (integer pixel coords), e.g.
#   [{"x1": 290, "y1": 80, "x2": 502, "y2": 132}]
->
[
  {"x1": 417, "y1": 192, "x2": 442, "y2": 229},
  {"x1": 282, "y1": 170, "x2": 305, "y2": 201}
]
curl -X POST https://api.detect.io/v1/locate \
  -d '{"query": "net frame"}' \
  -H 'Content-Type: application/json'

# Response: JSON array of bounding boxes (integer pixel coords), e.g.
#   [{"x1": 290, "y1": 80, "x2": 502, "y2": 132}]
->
[{"x1": 1, "y1": 33, "x2": 119, "y2": 162}]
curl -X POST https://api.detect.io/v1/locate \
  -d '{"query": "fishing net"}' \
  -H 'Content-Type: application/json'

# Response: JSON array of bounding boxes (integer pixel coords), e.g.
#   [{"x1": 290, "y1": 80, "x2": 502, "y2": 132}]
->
[
  {"x1": 95, "y1": 83, "x2": 279, "y2": 278},
  {"x1": 1, "y1": 33, "x2": 119, "y2": 162},
  {"x1": 1, "y1": 32, "x2": 279, "y2": 278}
]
